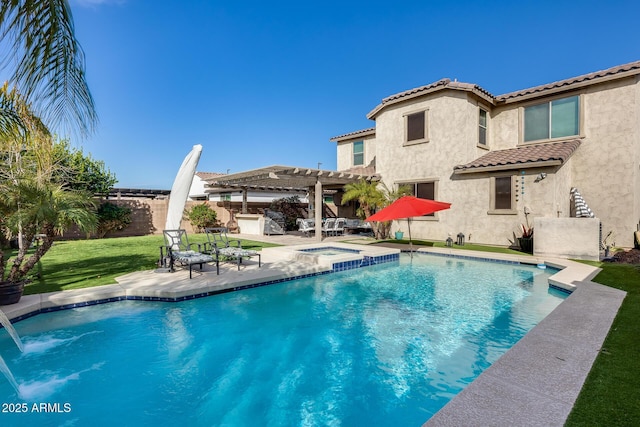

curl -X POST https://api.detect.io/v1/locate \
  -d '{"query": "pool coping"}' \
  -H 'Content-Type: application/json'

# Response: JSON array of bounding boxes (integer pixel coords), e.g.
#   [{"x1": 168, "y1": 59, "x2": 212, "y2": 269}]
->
[
  {"x1": 0, "y1": 246, "x2": 626, "y2": 426},
  {"x1": 419, "y1": 247, "x2": 626, "y2": 426}
]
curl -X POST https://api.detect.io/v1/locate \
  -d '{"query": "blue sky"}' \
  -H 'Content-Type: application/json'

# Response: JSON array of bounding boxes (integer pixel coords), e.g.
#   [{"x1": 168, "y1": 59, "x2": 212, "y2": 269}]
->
[{"x1": 52, "y1": 0, "x2": 640, "y2": 188}]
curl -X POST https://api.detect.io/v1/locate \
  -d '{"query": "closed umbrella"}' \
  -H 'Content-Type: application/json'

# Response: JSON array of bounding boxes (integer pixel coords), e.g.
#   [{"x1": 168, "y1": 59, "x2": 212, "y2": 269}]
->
[{"x1": 365, "y1": 196, "x2": 451, "y2": 256}]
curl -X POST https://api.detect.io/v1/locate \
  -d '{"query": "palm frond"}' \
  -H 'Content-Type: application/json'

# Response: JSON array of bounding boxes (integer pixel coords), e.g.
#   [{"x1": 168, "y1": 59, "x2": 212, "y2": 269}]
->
[{"x1": 0, "y1": 0, "x2": 97, "y2": 137}]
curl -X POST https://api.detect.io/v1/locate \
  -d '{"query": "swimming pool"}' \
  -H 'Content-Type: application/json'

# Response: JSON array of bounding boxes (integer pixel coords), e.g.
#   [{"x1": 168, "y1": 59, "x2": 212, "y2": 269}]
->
[{"x1": 0, "y1": 254, "x2": 566, "y2": 426}]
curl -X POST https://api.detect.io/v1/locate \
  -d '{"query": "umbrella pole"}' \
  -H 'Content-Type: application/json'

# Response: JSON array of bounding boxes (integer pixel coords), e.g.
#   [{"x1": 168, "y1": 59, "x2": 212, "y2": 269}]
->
[{"x1": 408, "y1": 218, "x2": 413, "y2": 258}]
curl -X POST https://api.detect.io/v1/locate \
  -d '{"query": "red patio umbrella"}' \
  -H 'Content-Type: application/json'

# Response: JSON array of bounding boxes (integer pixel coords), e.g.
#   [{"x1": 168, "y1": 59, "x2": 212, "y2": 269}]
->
[{"x1": 365, "y1": 196, "x2": 451, "y2": 255}]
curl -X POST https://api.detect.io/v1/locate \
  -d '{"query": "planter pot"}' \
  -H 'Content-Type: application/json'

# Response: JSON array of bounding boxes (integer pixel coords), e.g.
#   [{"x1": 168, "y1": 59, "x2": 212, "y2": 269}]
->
[
  {"x1": 0, "y1": 281, "x2": 25, "y2": 305},
  {"x1": 394, "y1": 231, "x2": 404, "y2": 240},
  {"x1": 518, "y1": 237, "x2": 534, "y2": 254}
]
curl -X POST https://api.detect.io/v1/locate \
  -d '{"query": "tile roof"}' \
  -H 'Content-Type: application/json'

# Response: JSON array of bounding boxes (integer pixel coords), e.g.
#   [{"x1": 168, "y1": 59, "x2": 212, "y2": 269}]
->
[
  {"x1": 497, "y1": 60, "x2": 640, "y2": 102},
  {"x1": 196, "y1": 172, "x2": 226, "y2": 180},
  {"x1": 367, "y1": 79, "x2": 495, "y2": 119},
  {"x1": 330, "y1": 127, "x2": 376, "y2": 142},
  {"x1": 364, "y1": 60, "x2": 640, "y2": 120},
  {"x1": 453, "y1": 140, "x2": 582, "y2": 173}
]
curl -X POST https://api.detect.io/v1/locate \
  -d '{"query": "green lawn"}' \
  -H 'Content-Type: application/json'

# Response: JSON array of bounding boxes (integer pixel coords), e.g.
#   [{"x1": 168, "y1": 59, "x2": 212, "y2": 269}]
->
[
  {"x1": 565, "y1": 262, "x2": 640, "y2": 426},
  {"x1": 15, "y1": 235, "x2": 279, "y2": 295},
  {"x1": 375, "y1": 238, "x2": 528, "y2": 255}
]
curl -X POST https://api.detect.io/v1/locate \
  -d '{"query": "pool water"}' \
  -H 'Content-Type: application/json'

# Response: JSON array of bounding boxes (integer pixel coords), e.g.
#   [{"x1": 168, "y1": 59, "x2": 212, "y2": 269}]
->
[{"x1": 0, "y1": 254, "x2": 566, "y2": 426}]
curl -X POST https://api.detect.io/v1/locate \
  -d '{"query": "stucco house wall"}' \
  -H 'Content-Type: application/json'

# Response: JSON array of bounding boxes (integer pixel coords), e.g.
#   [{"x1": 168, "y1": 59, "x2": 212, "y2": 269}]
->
[
  {"x1": 337, "y1": 61, "x2": 640, "y2": 248},
  {"x1": 336, "y1": 133, "x2": 376, "y2": 171}
]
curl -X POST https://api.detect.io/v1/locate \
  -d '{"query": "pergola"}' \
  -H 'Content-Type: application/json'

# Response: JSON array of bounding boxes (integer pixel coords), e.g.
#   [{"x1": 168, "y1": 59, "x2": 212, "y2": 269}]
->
[{"x1": 204, "y1": 165, "x2": 377, "y2": 241}]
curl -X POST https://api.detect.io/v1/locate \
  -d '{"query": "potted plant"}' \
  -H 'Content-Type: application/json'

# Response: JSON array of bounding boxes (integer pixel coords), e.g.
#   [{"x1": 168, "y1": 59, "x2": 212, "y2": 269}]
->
[
  {"x1": 518, "y1": 224, "x2": 534, "y2": 254},
  {"x1": 394, "y1": 230, "x2": 404, "y2": 240}
]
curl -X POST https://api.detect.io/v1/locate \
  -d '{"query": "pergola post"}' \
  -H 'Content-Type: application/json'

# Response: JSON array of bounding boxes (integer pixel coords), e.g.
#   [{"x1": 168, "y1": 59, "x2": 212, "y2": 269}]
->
[
  {"x1": 241, "y1": 187, "x2": 248, "y2": 214},
  {"x1": 315, "y1": 179, "x2": 323, "y2": 241}
]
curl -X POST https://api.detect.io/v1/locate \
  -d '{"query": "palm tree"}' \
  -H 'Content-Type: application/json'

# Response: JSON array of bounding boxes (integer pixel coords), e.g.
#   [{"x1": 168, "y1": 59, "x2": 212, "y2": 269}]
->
[
  {"x1": 0, "y1": 179, "x2": 96, "y2": 283},
  {"x1": 375, "y1": 182, "x2": 412, "y2": 239},
  {"x1": 0, "y1": 0, "x2": 96, "y2": 137},
  {"x1": 341, "y1": 179, "x2": 386, "y2": 238},
  {"x1": 0, "y1": 85, "x2": 97, "y2": 288},
  {"x1": 341, "y1": 180, "x2": 411, "y2": 239}
]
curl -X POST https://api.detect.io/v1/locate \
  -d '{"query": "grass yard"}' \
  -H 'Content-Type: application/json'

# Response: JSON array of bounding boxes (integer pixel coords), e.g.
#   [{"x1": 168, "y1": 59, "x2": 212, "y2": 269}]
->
[
  {"x1": 17, "y1": 234, "x2": 279, "y2": 295},
  {"x1": 375, "y1": 238, "x2": 528, "y2": 255},
  {"x1": 565, "y1": 261, "x2": 640, "y2": 426}
]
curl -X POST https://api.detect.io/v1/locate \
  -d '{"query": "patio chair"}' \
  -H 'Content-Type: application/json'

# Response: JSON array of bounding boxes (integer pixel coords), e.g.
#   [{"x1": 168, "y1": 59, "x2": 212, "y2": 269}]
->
[
  {"x1": 162, "y1": 229, "x2": 218, "y2": 278},
  {"x1": 322, "y1": 218, "x2": 336, "y2": 236},
  {"x1": 297, "y1": 218, "x2": 315, "y2": 237},
  {"x1": 203, "y1": 227, "x2": 242, "y2": 249},
  {"x1": 204, "y1": 228, "x2": 261, "y2": 270},
  {"x1": 333, "y1": 218, "x2": 346, "y2": 236}
]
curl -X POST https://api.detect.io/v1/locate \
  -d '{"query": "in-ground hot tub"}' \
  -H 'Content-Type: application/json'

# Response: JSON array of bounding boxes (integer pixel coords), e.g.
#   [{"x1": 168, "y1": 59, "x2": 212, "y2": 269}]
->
[{"x1": 262, "y1": 242, "x2": 400, "y2": 271}]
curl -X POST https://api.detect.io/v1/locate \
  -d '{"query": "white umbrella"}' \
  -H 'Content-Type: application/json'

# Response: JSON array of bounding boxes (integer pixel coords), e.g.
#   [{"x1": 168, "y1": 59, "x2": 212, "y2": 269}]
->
[{"x1": 165, "y1": 144, "x2": 203, "y2": 230}]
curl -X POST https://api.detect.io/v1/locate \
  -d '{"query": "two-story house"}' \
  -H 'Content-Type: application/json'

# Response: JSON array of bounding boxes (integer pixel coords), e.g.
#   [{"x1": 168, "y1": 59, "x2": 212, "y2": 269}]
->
[{"x1": 333, "y1": 61, "x2": 640, "y2": 248}]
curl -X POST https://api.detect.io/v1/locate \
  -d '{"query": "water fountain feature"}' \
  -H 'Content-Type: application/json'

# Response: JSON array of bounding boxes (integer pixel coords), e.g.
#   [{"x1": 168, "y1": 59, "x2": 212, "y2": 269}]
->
[
  {"x1": 0, "y1": 308, "x2": 24, "y2": 395},
  {"x1": 0, "y1": 308, "x2": 24, "y2": 352}
]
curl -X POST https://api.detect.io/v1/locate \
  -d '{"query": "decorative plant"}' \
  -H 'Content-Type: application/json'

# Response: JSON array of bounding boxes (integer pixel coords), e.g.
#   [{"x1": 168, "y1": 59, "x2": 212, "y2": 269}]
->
[
  {"x1": 184, "y1": 202, "x2": 218, "y2": 233},
  {"x1": 521, "y1": 224, "x2": 534, "y2": 238}
]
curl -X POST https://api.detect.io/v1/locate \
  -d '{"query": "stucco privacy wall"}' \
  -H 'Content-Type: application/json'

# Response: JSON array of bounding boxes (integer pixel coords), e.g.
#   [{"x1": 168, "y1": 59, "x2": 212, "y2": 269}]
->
[
  {"x1": 534, "y1": 217, "x2": 601, "y2": 260},
  {"x1": 62, "y1": 200, "x2": 232, "y2": 239}
]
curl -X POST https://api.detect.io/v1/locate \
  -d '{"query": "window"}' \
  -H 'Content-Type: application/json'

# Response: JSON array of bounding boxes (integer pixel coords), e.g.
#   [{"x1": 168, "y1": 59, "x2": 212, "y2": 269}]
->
[
  {"x1": 407, "y1": 181, "x2": 436, "y2": 216},
  {"x1": 494, "y1": 177, "x2": 512, "y2": 209},
  {"x1": 524, "y1": 95, "x2": 579, "y2": 142},
  {"x1": 489, "y1": 176, "x2": 516, "y2": 214},
  {"x1": 405, "y1": 110, "x2": 428, "y2": 144},
  {"x1": 353, "y1": 141, "x2": 364, "y2": 166},
  {"x1": 478, "y1": 108, "x2": 488, "y2": 145}
]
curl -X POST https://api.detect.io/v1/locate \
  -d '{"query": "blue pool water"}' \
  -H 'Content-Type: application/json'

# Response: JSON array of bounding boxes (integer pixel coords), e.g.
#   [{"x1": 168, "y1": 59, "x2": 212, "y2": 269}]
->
[{"x1": 0, "y1": 254, "x2": 567, "y2": 426}]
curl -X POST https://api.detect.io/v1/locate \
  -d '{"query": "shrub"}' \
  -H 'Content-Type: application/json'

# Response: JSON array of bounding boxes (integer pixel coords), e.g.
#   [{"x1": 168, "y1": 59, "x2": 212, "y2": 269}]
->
[
  {"x1": 96, "y1": 202, "x2": 132, "y2": 238},
  {"x1": 185, "y1": 203, "x2": 218, "y2": 232},
  {"x1": 269, "y1": 196, "x2": 305, "y2": 231}
]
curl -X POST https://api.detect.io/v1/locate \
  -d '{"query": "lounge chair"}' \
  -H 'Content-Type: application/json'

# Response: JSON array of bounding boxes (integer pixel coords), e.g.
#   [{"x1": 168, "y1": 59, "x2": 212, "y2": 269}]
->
[
  {"x1": 297, "y1": 218, "x2": 315, "y2": 237},
  {"x1": 322, "y1": 218, "x2": 336, "y2": 236},
  {"x1": 204, "y1": 228, "x2": 261, "y2": 270},
  {"x1": 162, "y1": 229, "x2": 218, "y2": 278},
  {"x1": 333, "y1": 218, "x2": 346, "y2": 236}
]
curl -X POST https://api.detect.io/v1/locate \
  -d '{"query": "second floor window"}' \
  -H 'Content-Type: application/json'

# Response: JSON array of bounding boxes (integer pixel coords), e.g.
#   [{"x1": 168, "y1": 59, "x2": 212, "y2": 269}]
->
[
  {"x1": 353, "y1": 141, "x2": 364, "y2": 166},
  {"x1": 524, "y1": 95, "x2": 579, "y2": 142},
  {"x1": 405, "y1": 110, "x2": 427, "y2": 143},
  {"x1": 479, "y1": 108, "x2": 488, "y2": 145}
]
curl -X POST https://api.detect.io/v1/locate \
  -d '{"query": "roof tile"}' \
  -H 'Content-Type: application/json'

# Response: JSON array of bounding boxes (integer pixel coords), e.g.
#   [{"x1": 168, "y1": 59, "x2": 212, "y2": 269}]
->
[{"x1": 454, "y1": 140, "x2": 582, "y2": 172}]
